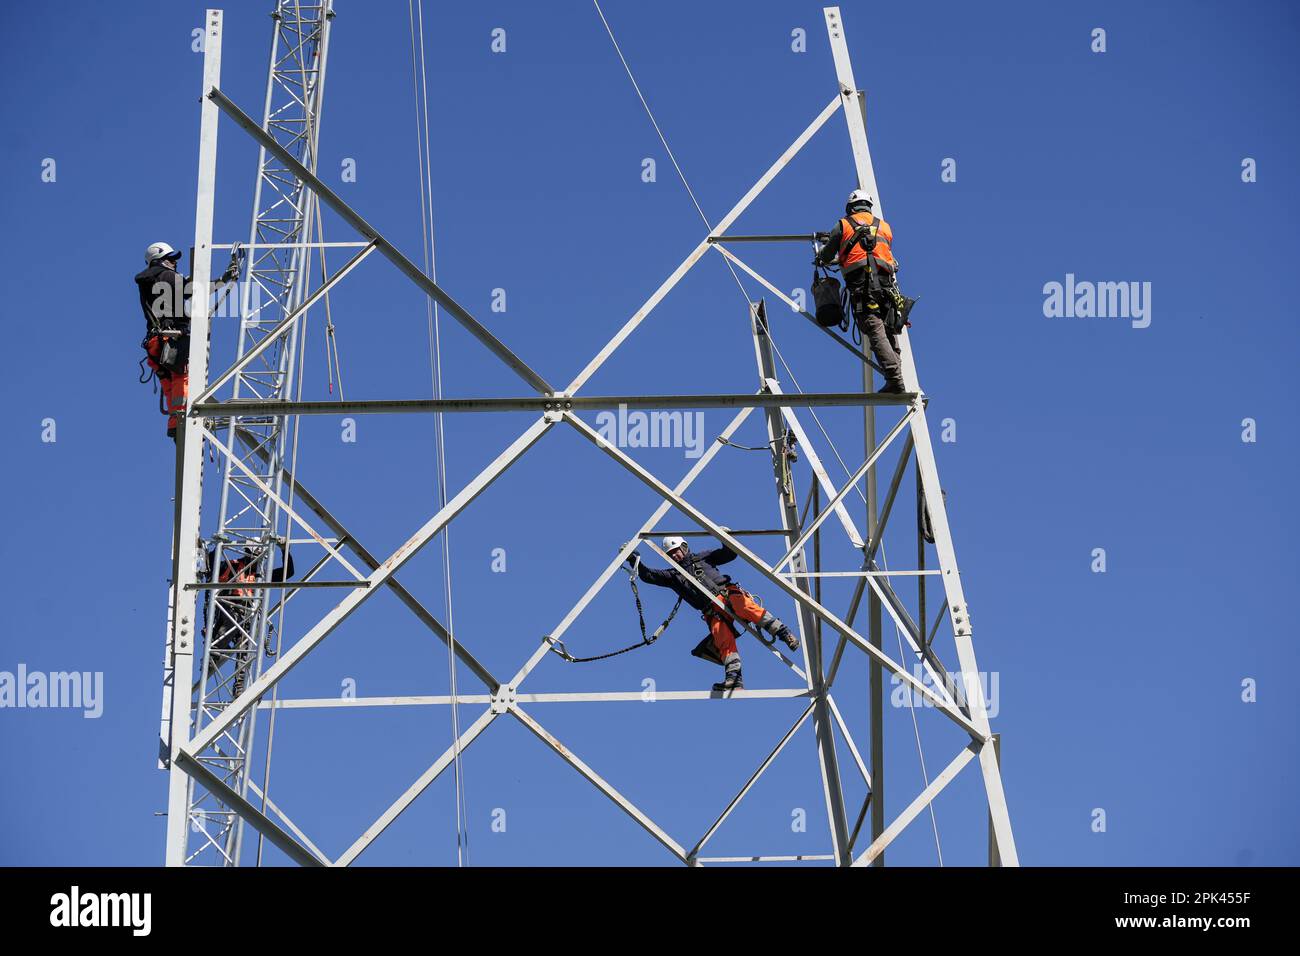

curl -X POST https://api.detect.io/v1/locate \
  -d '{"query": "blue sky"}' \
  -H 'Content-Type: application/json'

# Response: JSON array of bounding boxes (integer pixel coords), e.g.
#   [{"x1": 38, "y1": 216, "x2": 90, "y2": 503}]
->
[{"x1": 1, "y1": 0, "x2": 1297, "y2": 866}]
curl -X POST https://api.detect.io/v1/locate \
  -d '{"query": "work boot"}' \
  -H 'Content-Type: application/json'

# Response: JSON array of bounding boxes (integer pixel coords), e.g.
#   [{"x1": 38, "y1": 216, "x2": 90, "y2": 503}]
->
[
  {"x1": 712, "y1": 654, "x2": 743, "y2": 693},
  {"x1": 760, "y1": 612, "x2": 800, "y2": 652},
  {"x1": 878, "y1": 378, "x2": 906, "y2": 394}
]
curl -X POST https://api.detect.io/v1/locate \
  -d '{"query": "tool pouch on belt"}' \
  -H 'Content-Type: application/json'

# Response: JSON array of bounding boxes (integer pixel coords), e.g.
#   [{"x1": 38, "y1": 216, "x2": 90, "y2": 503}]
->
[
  {"x1": 811, "y1": 267, "x2": 844, "y2": 328},
  {"x1": 882, "y1": 292, "x2": 917, "y2": 335},
  {"x1": 690, "y1": 635, "x2": 724, "y2": 666},
  {"x1": 150, "y1": 328, "x2": 190, "y2": 374},
  {"x1": 157, "y1": 337, "x2": 182, "y2": 373},
  {"x1": 872, "y1": 268, "x2": 916, "y2": 336}
]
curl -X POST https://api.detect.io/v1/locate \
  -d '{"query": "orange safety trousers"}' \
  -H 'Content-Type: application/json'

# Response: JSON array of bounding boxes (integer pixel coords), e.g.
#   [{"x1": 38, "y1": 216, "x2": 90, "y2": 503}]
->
[
  {"x1": 706, "y1": 585, "x2": 767, "y2": 660},
  {"x1": 145, "y1": 335, "x2": 188, "y2": 433}
]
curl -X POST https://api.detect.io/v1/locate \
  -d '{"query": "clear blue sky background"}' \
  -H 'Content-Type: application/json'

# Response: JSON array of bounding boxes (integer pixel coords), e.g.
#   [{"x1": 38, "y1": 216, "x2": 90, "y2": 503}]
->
[{"x1": 1, "y1": 0, "x2": 1297, "y2": 866}]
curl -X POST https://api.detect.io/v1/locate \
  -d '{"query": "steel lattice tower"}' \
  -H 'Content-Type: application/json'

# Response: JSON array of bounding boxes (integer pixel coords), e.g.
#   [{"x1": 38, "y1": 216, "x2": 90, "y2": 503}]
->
[
  {"x1": 160, "y1": 5, "x2": 1018, "y2": 867},
  {"x1": 159, "y1": 2, "x2": 336, "y2": 866}
]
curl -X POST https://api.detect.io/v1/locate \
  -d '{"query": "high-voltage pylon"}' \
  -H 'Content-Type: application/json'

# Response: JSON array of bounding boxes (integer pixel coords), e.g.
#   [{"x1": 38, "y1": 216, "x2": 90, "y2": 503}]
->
[
  {"x1": 159, "y1": 1, "x2": 339, "y2": 866},
  {"x1": 161, "y1": 5, "x2": 1017, "y2": 867}
]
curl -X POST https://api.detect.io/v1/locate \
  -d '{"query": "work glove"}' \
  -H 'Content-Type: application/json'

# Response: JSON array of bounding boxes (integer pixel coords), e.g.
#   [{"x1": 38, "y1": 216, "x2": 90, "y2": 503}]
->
[{"x1": 625, "y1": 550, "x2": 641, "y2": 567}]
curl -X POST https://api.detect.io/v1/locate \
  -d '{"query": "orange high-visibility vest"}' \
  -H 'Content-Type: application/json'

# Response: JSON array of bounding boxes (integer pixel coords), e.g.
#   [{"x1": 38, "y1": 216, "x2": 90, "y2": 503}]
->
[
  {"x1": 218, "y1": 560, "x2": 256, "y2": 603},
  {"x1": 837, "y1": 211, "x2": 895, "y2": 273}
]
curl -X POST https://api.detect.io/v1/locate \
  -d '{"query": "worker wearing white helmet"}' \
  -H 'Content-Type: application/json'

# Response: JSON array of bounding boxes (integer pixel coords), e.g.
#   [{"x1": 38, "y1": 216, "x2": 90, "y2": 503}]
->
[
  {"x1": 134, "y1": 241, "x2": 240, "y2": 441},
  {"x1": 627, "y1": 536, "x2": 799, "y2": 693},
  {"x1": 134, "y1": 242, "x2": 190, "y2": 440},
  {"x1": 143, "y1": 241, "x2": 180, "y2": 266},
  {"x1": 813, "y1": 188, "x2": 916, "y2": 393}
]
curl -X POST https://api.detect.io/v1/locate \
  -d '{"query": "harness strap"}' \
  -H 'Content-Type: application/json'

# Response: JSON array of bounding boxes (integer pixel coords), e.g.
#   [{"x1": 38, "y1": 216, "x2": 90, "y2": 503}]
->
[
  {"x1": 698, "y1": 582, "x2": 778, "y2": 649},
  {"x1": 688, "y1": 553, "x2": 731, "y2": 597},
  {"x1": 688, "y1": 555, "x2": 750, "y2": 633},
  {"x1": 547, "y1": 554, "x2": 683, "y2": 663},
  {"x1": 841, "y1": 216, "x2": 897, "y2": 294},
  {"x1": 840, "y1": 215, "x2": 879, "y2": 260}
]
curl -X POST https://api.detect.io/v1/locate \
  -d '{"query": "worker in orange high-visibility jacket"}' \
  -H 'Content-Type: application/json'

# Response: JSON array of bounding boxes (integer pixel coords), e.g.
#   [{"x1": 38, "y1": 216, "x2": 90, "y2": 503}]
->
[
  {"x1": 628, "y1": 537, "x2": 799, "y2": 692},
  {"x1": 815, "y1": 189, "x2": 912, "y2": 393},
  {"x1": 203, "y1": 539, "x2": 294, "y2": 697}
]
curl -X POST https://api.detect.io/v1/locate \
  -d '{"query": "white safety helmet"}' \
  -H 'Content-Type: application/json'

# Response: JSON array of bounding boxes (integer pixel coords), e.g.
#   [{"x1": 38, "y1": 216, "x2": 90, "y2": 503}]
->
[
  {"x1": 662, "y1": 536, "x2": 688, "y2": 555},
  {"x1": 144, "y1": 241, "x2": 181, "y2": 265},
  {"x1": 845, "y1": 188, "x2": 874, "y2": 213}
]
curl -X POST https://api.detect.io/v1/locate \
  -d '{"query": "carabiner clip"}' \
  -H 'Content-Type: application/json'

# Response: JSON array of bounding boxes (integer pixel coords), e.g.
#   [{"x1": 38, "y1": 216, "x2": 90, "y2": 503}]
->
[{"x1": 544, "y1": 635, "x2": 574, "y2": 662}]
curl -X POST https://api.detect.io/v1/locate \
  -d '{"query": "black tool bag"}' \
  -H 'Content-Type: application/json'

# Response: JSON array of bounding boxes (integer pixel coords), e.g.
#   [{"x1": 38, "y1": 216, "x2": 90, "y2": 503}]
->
[
  {"x1": 157, "y1": 337, "x2": 182, "y2": 373},
  {"x1": 882, "y1": 293, "x2": 918, "y2": 335},
  {"x1": 690, "y1": 634, "x2": 724, "y2": 666},
  {"x1": 812, "y1": 267, "x2": 844, "y2": 328},
  {"x1": 918, "y1": 486, "x2": 946, "y2": 544},
  {"x1": 156, "y1": 330, "x2": 190, "y2": 374}
]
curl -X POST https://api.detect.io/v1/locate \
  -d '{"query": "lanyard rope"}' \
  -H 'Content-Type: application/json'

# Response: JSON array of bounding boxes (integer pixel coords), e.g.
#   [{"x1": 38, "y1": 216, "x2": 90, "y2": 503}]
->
[{"x1": 547, "y1": 556, "x2": 683, "y2": 663}]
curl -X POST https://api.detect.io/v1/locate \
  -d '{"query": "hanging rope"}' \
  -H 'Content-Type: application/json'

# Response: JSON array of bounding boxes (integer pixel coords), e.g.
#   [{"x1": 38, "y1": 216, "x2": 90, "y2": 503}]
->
[
  {"x1": 254, "y1": 25, "x2": 319, "y2": 863},
  {"x1": 313, "y1": 200, "x2": 346, "y2": 399},
  {"x1": 718, "y1": 436, "x2": 781, "y2": 453},
  {"x1": 592, "y1": 0, "x2": 877, "y2": 521},
  {"x1": 766, "y1": 318, "x2": 943, "y2": 857},
  {"x1": 592, "y1": 0, "x2": 755, "y2": 312},
  {"x1": 409, "y1": 0, "x2": 469, "y2": 868},
  {"x1": 255, "y1": 230, "x2": 312, "y2": 865},
  {"x1": 877, "y1": 536, "x2": 944, "y2": 864},
  {"x1": 547, "y1": 556, "x2": 684, "y2": 663},
  {"x1": 593, "y1": 0, "x2": 882, "y2": 516}
]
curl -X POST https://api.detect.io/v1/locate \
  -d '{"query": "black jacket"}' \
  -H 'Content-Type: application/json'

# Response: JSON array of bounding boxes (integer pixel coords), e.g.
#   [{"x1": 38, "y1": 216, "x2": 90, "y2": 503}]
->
[
  {"x1": 135, "y1": 262, "x2": 191, "y2": 337},
  {"x1": 208, "y1": 543, "x2": 295, "y2": 588},
  {"x1": 204, "y1": 544, "x2": 295, "y2": 644},
  {"x1": 636, "y1": 545, "x2": 737, "y2": 611}
]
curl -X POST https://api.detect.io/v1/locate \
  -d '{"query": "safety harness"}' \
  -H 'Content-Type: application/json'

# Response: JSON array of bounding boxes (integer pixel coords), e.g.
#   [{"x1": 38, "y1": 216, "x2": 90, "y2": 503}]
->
[
  {"x1": 546, "y1": 553, "x2": 683, "y2": 663},
  {"x1": 138, "y1": 355, "x2": 168, "y2": 416},
  {"x1": 838, "y1": 218, "x2": 916, "y2": 337},
  {"x1": 137, "y1": 244, "x2": 244, "y2": 402},
  {"x1": 840, "y1": 215, "x2": 883, "y2": 263},
  {"x1": 684, "y1": 553, "x2": 778, "y2": 651},
  {"x1": 841, "y1": 217, "x2": 890, "y2": 297}
]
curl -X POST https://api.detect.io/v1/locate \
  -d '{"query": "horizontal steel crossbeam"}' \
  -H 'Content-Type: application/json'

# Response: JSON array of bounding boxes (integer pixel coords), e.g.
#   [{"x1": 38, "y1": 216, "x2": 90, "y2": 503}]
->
[{"x1": 192, "y1": 392, "x2": 917, "y2": 417}]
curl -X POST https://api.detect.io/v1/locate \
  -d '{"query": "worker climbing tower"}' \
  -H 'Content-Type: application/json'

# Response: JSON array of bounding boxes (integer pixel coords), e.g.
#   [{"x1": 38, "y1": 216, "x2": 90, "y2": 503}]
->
[{"x1": 160, "y1": 4, "x2": 1016, "y2": 866}]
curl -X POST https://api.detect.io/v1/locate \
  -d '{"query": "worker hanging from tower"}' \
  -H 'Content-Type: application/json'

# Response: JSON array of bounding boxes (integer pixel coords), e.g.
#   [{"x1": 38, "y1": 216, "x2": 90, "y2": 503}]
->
[
  {"x1": 812, "y1": 189, "x2": 917, "y2": 393},
  {"x1": 628, "y1": 536, "x2": 799, "y2": 693},
  {"x1": 134, "y1": 241, "x2": 240, "y2": 441}
]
